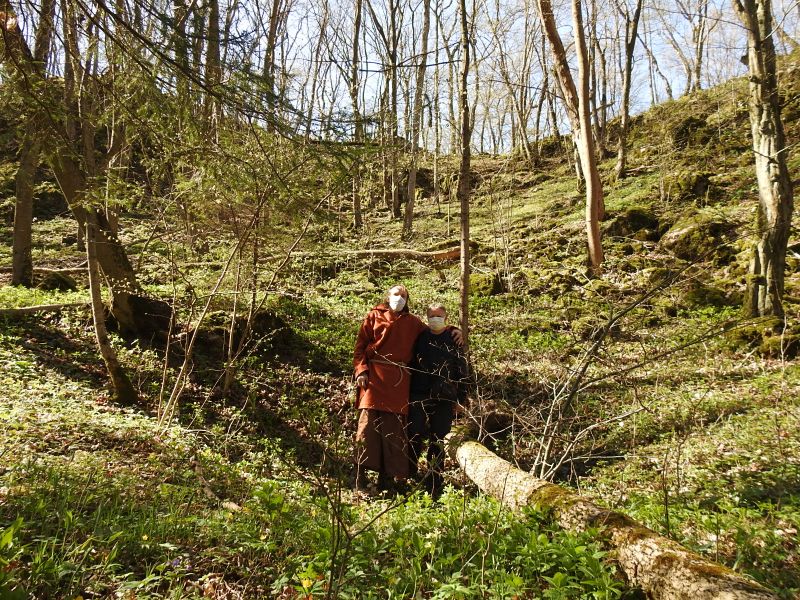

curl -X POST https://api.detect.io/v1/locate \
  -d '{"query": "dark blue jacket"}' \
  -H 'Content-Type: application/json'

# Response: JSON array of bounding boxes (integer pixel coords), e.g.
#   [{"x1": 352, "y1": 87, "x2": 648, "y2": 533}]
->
[{"x1": 409, "y1": 328, "x2": 468, "y2": 404}]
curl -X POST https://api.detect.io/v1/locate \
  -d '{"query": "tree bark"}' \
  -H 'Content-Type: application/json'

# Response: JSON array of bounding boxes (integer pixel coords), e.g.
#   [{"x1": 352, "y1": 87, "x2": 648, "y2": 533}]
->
[
  {"x1": 11, "y1": 135, "x2": 38, "y2": 287},
  {"x1": 537, "y1": 0, "x2": 604, "y2": 271},
  {"x1": 389, "y1": 0, "x2": 401, "y2": 218},
  {"x1": 264, "y1": 0, "x2": 284, "y2": 129},
  {"x1": 449, "y1": 438, "x2": 779, "y2": 600},
  {"x1": 204, "y1": 0, "x2": 222, "y2": 134},
  {"x1": 50, "y1": 154, "x2": 144, "y2": 334},
  {"x1": 403, "y1": 0, "x2": 431, "y2": 237},
  {"x1": 10, "y1": 0, "x2": 56, "y2": 287},
  {"x1": 457, "y1": 0, "x2": 472, "y2": 347},
  {"x1": 86, "y1": 218, "x2": 139, "y2": 406},
  {"x1": 350, "y1": 0, "x2": 364, "y2": 228},
  {"x1": 614, "y1": 0, "x2": 643, "y2": 180},
  {"x1": 734, "y1": 0, "x2": 794, "y2": 318}
]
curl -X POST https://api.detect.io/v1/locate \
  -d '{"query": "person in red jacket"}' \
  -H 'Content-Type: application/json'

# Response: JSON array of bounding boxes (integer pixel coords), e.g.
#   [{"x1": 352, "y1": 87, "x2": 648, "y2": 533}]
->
[{"x1": 352, "y1": 284, "x2": 426, "y2": 493}]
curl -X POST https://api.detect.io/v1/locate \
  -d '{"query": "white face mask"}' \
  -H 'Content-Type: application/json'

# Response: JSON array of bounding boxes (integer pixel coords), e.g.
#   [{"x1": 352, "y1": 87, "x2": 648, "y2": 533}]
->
[
  {"x1": 428, "y1": 316, "x2": 446, "y2": 331},
  {"x1": 388, "y1": 294, "x2": 406, "y2": 311}
]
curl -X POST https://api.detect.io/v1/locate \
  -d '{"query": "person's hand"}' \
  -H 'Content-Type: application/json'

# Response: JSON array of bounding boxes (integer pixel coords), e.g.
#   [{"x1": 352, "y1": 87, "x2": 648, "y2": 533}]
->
[
  {"x1": 451, "y1": 327, "x2": 464, "y2": 347},
  {"x1": 356, "y1": 373, "x2": 369, "y2": 389}
]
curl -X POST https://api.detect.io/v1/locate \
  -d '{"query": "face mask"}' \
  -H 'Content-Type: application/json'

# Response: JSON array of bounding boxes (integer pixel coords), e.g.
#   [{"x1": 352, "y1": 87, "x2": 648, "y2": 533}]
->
[
  {"x1": 428, "y1": 316, "x2": 446, "y2": 331},
  {"x1": 388, "y1": 294, "x2": 406, "y2": 311}
]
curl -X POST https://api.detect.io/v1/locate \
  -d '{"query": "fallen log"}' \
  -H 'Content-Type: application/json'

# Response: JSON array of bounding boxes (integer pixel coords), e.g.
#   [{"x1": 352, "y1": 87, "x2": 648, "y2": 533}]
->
[
  {"x1": 450, "y1": 438, "x2": 777, "y2": 600},
  {"x1": 288, "y1": 247, "x2": 462, "y2": 262},
  {"x1": 0, "y1": 302, "x2": 90, "y2": 317},
  {"x1": 0, "y1": 266, "x2": 87, "y2": 274},
  {"x1": 178, "y1": 247, "x2": 462, "y2": 270}
]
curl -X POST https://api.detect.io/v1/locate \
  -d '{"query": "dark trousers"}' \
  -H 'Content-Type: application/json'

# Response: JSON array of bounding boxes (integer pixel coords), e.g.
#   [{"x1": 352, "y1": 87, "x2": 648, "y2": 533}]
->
[
  {"x1": 355, "y1": 409, "x2": 409, "y2": 480},
  {"x1": 408, "y1": 398, "x2": 454, "y2": 493}
]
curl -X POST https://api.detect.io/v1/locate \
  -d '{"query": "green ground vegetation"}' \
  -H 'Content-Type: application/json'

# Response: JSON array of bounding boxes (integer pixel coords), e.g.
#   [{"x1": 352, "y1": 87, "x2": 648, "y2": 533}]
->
[{"x1": 1, "y1": 52, "x2": 800, "y2": 600}]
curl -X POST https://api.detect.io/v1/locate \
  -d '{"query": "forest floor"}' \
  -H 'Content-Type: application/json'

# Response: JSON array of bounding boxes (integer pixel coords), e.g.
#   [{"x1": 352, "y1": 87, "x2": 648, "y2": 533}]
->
[{"x1": 2, "y1": 57, "x2": 800, "y2": 599}]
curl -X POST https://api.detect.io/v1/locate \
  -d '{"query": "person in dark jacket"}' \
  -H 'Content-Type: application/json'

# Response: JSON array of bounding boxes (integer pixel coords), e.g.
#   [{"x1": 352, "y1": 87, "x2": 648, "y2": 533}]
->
[{"x1": 408, "y1": 303, "x2": 469, "y2": 497}]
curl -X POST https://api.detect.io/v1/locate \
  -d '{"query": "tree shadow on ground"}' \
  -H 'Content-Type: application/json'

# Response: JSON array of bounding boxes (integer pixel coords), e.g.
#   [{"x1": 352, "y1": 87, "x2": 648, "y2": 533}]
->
[{"x1": 2, "y1": 316, "x2": 107, "y2": 386}]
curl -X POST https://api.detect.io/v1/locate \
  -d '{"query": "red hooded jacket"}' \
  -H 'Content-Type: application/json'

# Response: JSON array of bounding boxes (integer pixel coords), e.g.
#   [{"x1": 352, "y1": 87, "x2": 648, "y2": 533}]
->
[{"x1": 353, "y1": 303, "x2": 427, "y2": 415}]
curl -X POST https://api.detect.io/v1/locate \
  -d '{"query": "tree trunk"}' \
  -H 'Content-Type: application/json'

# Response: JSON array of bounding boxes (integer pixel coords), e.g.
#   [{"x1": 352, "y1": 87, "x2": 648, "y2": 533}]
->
[
  {"x1": 86, "y1": 218, "x2": 139, "y2": 406},
  {"x1": 449, "y1": 438, "x2": 779, "y2": 600},
  {"x1": 691, "y1": 0, "x2": 710, "y2": 92},
  {"x1": 433, "y1": 0, "x2": 442, "y2": 211},
  {"x1": 350, "y1": 0, "x2": 364, "y2": 228},
  {"x1": 264, "y1": 0, "x2": 283, "y2": 129},
  {"x1": 11, "y1": 135, "x2": 38, "y2": 287},
  {"x1": 457, "y1": 0, "x2": 472, "y2": 347},
  {"x1": 588, "y1": 0, "x2": 608, "y2": 157},
  {"x1": 205, "y1": 0, "x2": 222, "y2": 134},
  {"x1": 537, "y1": 0, "x2": 604, "y2": 271},
  {"x1": 10, "y1": 0, "x2": 55, "y2": 287},
  {"x1": 388, "y1": 0, "x2": 401, "y2": 218},
  {"x1": 52, "y1": 155, "x2": 144, "y2": 335},
  {"x1": 614, "y1": 0, "x2": 643, "y2": 180},
  {"x1": 437, "y1": 10, "x2": 458, "y2": 153},
  {"x1": 403, "y1": 0, "x2": 431, "y2": 237},
  {"x1": 734, "y1": 0, "x2": 794, "y2": 318}
]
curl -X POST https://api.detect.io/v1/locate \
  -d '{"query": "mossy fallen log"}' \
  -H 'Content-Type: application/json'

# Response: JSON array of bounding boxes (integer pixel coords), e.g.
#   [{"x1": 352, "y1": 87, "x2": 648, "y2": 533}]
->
[
  {"x1": 0, "y1": 302, "x2": 89, "y2": 317},
  {"x1": 450, "y1": 438, "x2": 777, "y2": 600}
]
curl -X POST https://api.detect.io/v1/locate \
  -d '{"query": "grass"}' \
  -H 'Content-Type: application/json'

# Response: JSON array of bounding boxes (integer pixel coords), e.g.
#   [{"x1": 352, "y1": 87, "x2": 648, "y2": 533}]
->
[
  {"x1": 0, "y1": 318, "x2": 625, "y2": 599},
  {"x1": 583, "y1": 401, "x2": 800, "y2": 597},
  {"x1": 0, "y1": 285, "x2": 88, "y2": 309},
  {"x1": 2, "y1": 51, "x2": 800, "y2": 598}
]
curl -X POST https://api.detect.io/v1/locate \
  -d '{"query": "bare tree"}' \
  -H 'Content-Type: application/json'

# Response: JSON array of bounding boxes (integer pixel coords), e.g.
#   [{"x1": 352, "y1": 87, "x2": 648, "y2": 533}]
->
[
  {"x1": 614, "y1": 0, "x2": 643, "y2": 179},
  {"x1": 458, "y1": 0, "x2": 473, "y2": 345},
  {"x1": 733, "y1": 0, "x2": 794, "y2": 318},
  {"x1": 350, "y1": 0, "x2": 364, "y2": 228},
  {"x1": 640, "y1": 12, "x2": 673, "y2": 103},
  {"x1": 11, "y1": 0, "x2": 56, "y2": 287},
  {"x1": 537, "y1": 0, "x2": 605, "y2": 271},
  {"x1": 656, "y1": 0, "x2": 716, "y2": 94},
  {"x1": 403, "y1": 0, "x2": 431, "y2": 236}
]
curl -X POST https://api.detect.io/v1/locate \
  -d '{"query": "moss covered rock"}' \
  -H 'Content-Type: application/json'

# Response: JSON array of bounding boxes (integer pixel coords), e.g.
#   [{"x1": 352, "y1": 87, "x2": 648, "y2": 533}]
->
[
  {"x1": 758, "y1": 331, "x2": 800, "y2": 358},
  {"x1": 659, "y1": 211, "x2": 735, "y2": 264},
  {"x1": 37, "y1": 272, "x2": 78, "y2": 291},
  {"x1": 682, "y1": 282, "x2": 741, "y2": 308},
  {"x1": 663, "y1": 170, "x2": 714, "y2": 203},
  {"x1": 727, "y1": 317, "x2": 800, "y2": 358},
  {"x1": 471, "y1": 272, "x2": 504, "y2": 296},
  {"x1": 604, "y1": 207, "x2": 659, "y2": 239},
  {"x1": 671, "y1": 115, "x2": 712, "y2": 149}
]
